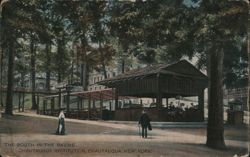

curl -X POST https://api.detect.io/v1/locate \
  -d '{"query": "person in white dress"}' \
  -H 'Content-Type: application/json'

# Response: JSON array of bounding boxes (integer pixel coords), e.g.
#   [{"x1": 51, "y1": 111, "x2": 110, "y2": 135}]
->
[{"x1": 56, "y1": 110, "x2": 65, "y2": 135}]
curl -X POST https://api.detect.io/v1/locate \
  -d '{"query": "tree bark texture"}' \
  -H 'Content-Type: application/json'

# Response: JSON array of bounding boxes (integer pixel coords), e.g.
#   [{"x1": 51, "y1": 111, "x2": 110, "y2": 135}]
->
[
  {"x1": 206, "y1": 47, "x2": 226, "y2": 149},
  {"x1": 30, "y1": 37, "x2": 37, "y2": 110},
  {"x1": 80, "y1": 38, "x2": 89, "y2": 91},
  {"x1": 247, "y1": 4, "x2": 250, "y2": 146},
  {"x1": 99, "y1": 42, "x2": 107, "y2": 79},
  {"x1": 0, "y1": 44, "x2": 3, "y2": 107},
  {"x1": 5, "y1": 40, "x2": 14, "y2": 115},
  {"x1": 45, "y1": 43, "x2": 51, "y2": 92},
  {"x1": 81, "y1": 63, "x2": 89, "y2": 91},
  {"x1": 57, "y1": 38, "x2": 62, "y2": 83}
]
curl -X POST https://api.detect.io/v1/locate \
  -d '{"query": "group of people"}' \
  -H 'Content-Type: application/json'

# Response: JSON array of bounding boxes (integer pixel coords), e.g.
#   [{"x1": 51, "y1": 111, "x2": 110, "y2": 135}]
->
[{"x1": 55, "y1": 109, "x2": 152, "y2": 139}]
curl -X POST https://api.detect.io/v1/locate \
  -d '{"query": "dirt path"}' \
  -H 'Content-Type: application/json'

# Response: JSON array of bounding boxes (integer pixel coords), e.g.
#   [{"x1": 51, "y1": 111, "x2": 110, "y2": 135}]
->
[{"x1": 0, "y1": 112, "x2": 248, "y2": 157}]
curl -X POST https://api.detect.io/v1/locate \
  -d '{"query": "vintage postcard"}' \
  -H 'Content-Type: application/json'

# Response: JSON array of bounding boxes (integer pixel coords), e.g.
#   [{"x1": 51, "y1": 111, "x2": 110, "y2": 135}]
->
[{"x1": 0, "y1": 0, "x2": 249, "y2": 157}]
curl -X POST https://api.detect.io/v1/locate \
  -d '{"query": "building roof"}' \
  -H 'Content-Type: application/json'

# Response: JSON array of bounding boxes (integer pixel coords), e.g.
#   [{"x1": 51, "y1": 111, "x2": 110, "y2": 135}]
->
[{"x1": 98, "y1": 60, "x2": 207, "y2": 85}]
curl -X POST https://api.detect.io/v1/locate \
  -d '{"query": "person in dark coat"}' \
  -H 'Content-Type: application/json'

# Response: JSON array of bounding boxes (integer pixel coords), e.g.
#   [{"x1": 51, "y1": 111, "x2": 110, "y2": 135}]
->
[
  {"x1": 56, "y1": 110, "x2": 65, "y2": 135},
  {"x1": 138, "y1": 110, "x2": 151, "y2": 138}
]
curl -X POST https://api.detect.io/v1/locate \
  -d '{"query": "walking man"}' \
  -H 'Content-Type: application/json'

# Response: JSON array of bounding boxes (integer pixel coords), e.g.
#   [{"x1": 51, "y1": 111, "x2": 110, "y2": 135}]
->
[{"x1": 138, "y1": 110, "x2": 151, "y2": 138}]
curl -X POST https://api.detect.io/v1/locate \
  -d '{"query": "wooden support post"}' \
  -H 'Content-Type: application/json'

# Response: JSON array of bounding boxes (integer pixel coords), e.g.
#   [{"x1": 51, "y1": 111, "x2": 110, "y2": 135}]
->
[
  {"x1": 36, "y1": 95, "x2": 40, "y2": 114},
  {"x1": 45, "y1": 100, "x2": 47, "y2": 114},
  {"x1": 166, "y1": 98, "x2": 169, "y2": 108},
  {"x1": 22, "y1": 92, "x2": 25, "y2": 112},
  {"x1": 109, "y1": 101, "x2": 112, "y2": 111},
  {"x1": 36, "y1": 95, "x2": 40, "y2": 109},
  {"x1": 77, "y1": 96, "x2": 80, "y2": 119},
  {"x1": 43, "y1": 100, "x2": 46, "y2": 115},
  {"x1": 81, "y1": 97, "x2": 83, "y2": 110},
  {"x1": 51, "y1": 98, "x2": 55, "y2": 116},
  {"x1": 156, "y1": 93, "x2": 162, "y2": 109},
  {"x1": 115, "y1": 88, "x2": 118, "y2": 110},
  {"x1": 66, "y1": 90, "x2": 70, "y2": 117},
  {"x1": 198, "y1": 89, "x2": 205, "y2": 121},
  {"x1": 58, "y1": 88, "x2": 62, "y2": 109},
  {"x1": 18, "y1": 92, "x2": 21, "y2": 112},
  {"x1": 36, "y1": 98, "x2": 39, "y2": 114},
  {"x1": 100, "y1": 92, "x2": 103, "y2": 120},
  {"x1": 93, "y1": 100, "x2": 96, "y2": 110},
  {"x1": 156, "y1": 73, "x2": 162, "y2": 109},
  {"x1": 88, "y1": 95, "x2": 91, "y2": 119}
]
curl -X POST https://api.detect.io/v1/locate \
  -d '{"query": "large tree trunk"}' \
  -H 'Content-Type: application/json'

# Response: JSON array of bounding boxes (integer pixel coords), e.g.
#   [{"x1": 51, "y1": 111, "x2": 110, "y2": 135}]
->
[
  {"x1": 30, "y1": 37, "x2": 37, "y2": 110},
  {"x1": 206, "y1": 46, "x2": 226, "y2": 149},
  {"x1": 45, "y1": 43, "x2": 51, "y2": 92},
  {"x1": 5, "y1": 40, "x2": 14, "y2": 115},
  {"x1": 0, "y1": 44, "x2": 3, "y2": 107},
  {"x1": 247, "y1": 3, "x2": 250, "y2": 147}
]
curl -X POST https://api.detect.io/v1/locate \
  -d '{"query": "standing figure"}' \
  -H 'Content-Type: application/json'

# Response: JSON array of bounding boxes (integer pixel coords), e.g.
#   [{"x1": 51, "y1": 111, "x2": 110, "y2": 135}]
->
[
  {"x1": 56, "y1": 110, "x2": 65, "y2": 135},
  {"x1": 138, "y1": 110, "x2": 151, "y2": 138}
]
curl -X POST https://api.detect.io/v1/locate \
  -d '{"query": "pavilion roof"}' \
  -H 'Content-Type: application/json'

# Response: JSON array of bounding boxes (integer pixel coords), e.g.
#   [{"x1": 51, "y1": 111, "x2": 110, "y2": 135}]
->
[{"x1": 98, "y1": 60, "x2": 207, "y2": 85}]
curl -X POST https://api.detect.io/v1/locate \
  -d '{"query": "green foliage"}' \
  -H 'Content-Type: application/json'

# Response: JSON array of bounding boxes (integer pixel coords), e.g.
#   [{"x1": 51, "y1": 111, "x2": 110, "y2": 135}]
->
[{"x1": 1, "y1": 0, "x2": 247, "y2": 88}]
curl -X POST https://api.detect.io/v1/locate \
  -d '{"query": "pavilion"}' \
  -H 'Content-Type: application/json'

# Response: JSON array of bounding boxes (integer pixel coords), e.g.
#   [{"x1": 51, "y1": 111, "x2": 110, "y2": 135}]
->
[{"x1": 97, "y1": 60, "x2": 208, "y2": 121}]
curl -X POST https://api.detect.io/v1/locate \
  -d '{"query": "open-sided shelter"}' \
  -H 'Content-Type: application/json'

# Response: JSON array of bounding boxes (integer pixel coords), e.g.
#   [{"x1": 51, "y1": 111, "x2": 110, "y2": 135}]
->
[{"x1": 98, "y1": 60, "x2": 208, "y2": 121}]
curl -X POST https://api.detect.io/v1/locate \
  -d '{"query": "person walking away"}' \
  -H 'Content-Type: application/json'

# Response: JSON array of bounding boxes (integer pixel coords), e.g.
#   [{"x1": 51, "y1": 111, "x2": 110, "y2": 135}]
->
[
  {"x1": 56, "y1": 109, "x2": 65, "y2": 135},
  {"x1": 138, "y1": 110, "x2": 151, "y2": 138}
]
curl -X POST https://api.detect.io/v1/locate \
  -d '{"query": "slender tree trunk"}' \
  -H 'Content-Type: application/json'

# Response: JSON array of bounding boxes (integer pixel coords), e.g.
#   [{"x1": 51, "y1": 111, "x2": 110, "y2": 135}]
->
[
  {"x1": 30, "y1": 37, "x2": 37, "y2": 110},
  {"x1": 45, "y1": 43, "x2": 51, "y2": 92},
  {"x1": 5, "y1": 40, "x2": 14, "y2": 115},
  {"x1": 99, "y1": 42, "x2": 107, "y2": 79},
  {"x1": 84, "y1": 64, "x2": 89, "y2": 91},
  {"x1": 58, "y1": 73, "x2": 61, "y2": 83},
  {"x1": 81, "y1": 62, "x2": 89, "y2": 91},
  {"x1": 70, "y1": 48, "x2": 74, "y2": 84},
  {"x1": 206, "y1": 46, "x2": 226, "y2": 149},
  {"x1": 20, "y1": 72, "x2": 25, "y2": 87},
  {"x1": 70, "y1": 61, "x2": 74, "y2": 84},
  {"x1": 121, "y1": 59, "x2": 125, "y2": 74},
  {"x1": 76, "y1": 45, "x2": 80, "y2": 83},
  {"x1": 80, "y1": 38, "x2": 89, "y2": 91},
  {"x1": 80, "y1": 63, "x2": 84, "y2": 86},
  {"x1": 57, "y1": 38, "x2": 62, "y2": 83},
  {"x1": 117, "y1": 40, "x2": 125, "y2": 74}
]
